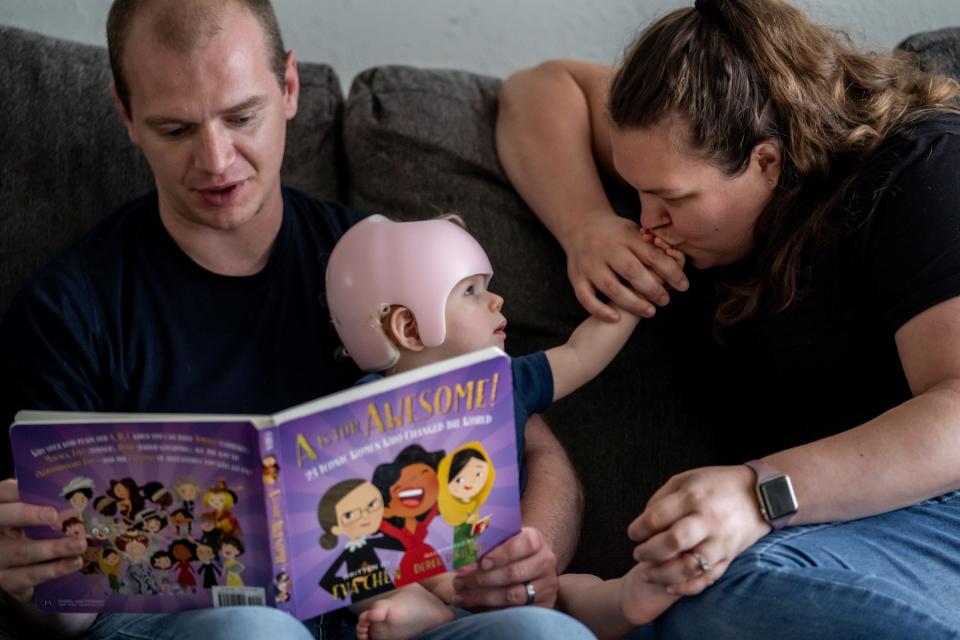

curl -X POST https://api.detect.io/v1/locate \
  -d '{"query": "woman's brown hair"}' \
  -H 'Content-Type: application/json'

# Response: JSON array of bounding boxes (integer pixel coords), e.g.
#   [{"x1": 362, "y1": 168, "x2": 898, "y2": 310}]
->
[{"x1": 609, "y1": 0, "x2": 959, "y2": 328}]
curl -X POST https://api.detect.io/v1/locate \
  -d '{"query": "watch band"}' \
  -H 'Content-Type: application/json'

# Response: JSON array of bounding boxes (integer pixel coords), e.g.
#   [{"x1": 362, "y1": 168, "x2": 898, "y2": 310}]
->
[{"x1": 745, "y1": 459, "x2": 798, "y2": 529}]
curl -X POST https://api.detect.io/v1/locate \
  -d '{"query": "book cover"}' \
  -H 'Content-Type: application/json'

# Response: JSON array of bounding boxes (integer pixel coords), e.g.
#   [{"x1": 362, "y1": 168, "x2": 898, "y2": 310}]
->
[
  {"x1": 9, "y1": 348, "x2": 521, "y2": 618},
  {"x1": 10, "y1": 418, "x2": 271, "y2": 613}
]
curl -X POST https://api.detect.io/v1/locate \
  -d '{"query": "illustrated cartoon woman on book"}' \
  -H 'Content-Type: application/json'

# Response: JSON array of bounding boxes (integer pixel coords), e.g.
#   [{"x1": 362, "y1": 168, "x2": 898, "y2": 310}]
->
[
  {"x1": 196, "y1": 543, "x2": 221, "y2": 589},
  {"x1": 173, "y1": 477, "x2": 201, "y2": 517},
  {"x1": 169, "y1": 538, "x2": 198, "y2": 594},
  {"x1": 221, "y1": 536, "x2": 246, "y2": 586},
  {"x1": 372, "y1": 444, "x2": 448, "y2": 586},
  {"x1": 201, "y1": 479, "x2": 241, "y2": 539},
  {"x1": 437, "y1": 442, "x2": 496, "y2": 569},
  {"x1": 150, "y1": 550, "x2": 174, "y2": 594},
  {"x1": 99, "y1": 547, "x2": 122, "y2": 594},
  {"x1": 275, "y1": 571, "x2": 292, "y2": 603},
  {"x1": 115, "y1": 532, "x2": 161, "y2": 595},
  {"x1": 317, "y1": 478, "x2": 404, "y2": 602},
  {"x1": 60, "y1": 476, "x2": 94, "y2": 526},
  {"x1": 96, "y1": 478, "x2": 172, "y2": 529}
]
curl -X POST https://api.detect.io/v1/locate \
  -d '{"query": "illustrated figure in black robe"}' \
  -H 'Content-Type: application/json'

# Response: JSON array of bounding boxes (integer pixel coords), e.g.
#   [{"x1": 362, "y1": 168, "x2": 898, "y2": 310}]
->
[{"x1": 317, "y1": 479, "x2": 404, "y2": 602}]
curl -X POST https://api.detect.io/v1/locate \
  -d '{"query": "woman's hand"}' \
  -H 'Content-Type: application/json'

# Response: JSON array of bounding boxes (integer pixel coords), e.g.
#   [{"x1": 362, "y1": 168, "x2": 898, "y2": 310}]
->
[
  {"x1": 627, "y1": 466, "x2": 771, "y2": 596},
  {"x1": 0, "y1": 478, "x2": 85, "y2": 605},
  {"x1": 564, "y1": 212, "x2": 689, "y2": 322}
]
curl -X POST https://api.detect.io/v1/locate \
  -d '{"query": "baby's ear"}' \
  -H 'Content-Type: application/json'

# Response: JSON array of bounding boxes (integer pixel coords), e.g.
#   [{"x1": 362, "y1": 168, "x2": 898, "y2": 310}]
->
[{"x1": 387, "y1": 307, "x2": 424, "y2": 352}]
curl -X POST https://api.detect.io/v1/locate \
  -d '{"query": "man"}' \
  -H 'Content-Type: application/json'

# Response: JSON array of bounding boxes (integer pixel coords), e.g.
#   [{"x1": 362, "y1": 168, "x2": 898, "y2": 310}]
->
[{"x1": 0, "y1": 1, "x2": 586, "y2": 638}]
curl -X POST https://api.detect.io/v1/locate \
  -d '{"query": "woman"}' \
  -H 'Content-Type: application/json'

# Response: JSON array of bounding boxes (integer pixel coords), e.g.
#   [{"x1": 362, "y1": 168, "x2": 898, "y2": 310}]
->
[
  {"x1": 371, "y1": 444, "x2": 448, "y2": 587},
  {"x1": 497, "y1": 0, "x2": 960, "y2": 637},
  {"x1": 437, "y1": 442, "x2": 496, "y2": 569},
  {"x1": 316, "y1": 478, "x2": 403, "y2": 601}
]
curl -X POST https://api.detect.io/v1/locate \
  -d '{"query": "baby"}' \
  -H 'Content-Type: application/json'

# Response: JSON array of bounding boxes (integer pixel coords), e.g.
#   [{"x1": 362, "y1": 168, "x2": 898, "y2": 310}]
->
[{"x1": 325, "y1": 214, "x2": 684, "y2": 640}]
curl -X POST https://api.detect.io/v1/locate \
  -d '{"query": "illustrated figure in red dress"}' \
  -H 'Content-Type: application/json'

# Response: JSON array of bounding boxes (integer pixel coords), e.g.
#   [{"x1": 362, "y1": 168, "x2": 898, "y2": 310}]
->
[
  {"x1": 170, "y1": 538, "x2": 198, "y2": 594},
  {"x1": 372, "y1": 444, "x2": 447, "y2": 587}
]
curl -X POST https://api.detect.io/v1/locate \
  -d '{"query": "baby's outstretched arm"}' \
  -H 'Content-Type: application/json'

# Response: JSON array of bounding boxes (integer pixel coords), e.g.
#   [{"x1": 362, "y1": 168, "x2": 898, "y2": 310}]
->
[
  {"x1": 546, "y1": 236, "x2": 684, "y2": 401},
  {"x1": 545, "y1": 304, "x2": 640, "y2": 401}
]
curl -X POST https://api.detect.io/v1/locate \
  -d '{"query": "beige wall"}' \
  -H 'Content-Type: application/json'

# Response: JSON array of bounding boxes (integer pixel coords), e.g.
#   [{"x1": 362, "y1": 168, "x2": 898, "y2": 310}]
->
[{"x1": 2, "y1": 0, "x2": 958, "y2": 88}]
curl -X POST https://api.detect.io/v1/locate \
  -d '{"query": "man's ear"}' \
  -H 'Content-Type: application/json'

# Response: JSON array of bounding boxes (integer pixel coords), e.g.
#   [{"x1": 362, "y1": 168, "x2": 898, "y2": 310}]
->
[
  {"x1": 109, "y1": 84, "x2": 139, "y2": 146},
  {"x1": 282, "y1": 49, "x2": 300, "y2": 120},
  {"x1": 387, "y1": 307, "x2": 424, "y2": 352}
]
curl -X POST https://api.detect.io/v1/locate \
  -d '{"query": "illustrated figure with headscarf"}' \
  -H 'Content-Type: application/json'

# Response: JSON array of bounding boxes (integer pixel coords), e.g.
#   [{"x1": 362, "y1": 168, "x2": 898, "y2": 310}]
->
[{"x1": 437, "y1": 442, "x2": 496, "y2": 569}]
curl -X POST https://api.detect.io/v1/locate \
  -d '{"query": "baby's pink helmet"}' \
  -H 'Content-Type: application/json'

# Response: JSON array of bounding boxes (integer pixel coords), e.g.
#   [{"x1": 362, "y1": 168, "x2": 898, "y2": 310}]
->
[{"x1": 326, "y1": 215, "x2": 493, "y2": 372}]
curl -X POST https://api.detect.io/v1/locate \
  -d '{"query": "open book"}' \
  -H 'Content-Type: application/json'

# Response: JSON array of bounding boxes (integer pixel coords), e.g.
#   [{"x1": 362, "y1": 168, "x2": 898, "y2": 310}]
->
[{"x1": 9, "y1": 348, "x2": 520, "y2": 619}]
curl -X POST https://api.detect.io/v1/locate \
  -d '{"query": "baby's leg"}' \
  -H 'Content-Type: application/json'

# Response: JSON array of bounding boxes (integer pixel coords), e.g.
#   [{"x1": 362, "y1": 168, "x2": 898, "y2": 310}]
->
[
  {"x1": 558, "y1": 565, "x2": 680, "y2": 640},
  {"x1": 356, "y1": 583, "x2": 455, "y2": 640}
]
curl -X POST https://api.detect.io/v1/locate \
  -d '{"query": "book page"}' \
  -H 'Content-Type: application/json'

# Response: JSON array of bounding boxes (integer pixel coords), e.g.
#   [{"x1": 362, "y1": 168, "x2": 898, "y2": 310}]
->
[
  {"x1": 271, "y1": 349, "x2": 522, "y2": 619},
  {"x1": 9, "y1": 419, "x2": 272, "y2": 613}
]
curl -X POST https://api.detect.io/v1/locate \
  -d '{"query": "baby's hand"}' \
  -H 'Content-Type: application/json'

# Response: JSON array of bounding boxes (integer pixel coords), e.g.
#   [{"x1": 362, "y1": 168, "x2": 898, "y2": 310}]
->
[{"x1": 641, "y1": 229, "x2": 686, "y2": 270}]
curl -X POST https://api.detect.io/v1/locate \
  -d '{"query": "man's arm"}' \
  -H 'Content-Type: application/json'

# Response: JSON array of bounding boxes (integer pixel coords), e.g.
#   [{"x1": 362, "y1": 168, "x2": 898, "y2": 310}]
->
[
  {"x1": 520, "y1": 413, "x2": 583, "y2": 569},
  {"x1": 0, "y1": 281, "x2": 103, "y2": 636},
  {"x1": 450, "y1": 414, "x2": 583, "y2": 610}
]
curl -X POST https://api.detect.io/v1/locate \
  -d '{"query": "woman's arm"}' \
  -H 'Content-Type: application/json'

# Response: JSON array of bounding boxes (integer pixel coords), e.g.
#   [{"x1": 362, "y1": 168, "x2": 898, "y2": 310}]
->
[
  {"x1": 627, "y1": 296, "x2": 960, "y2": 595},
  {"x1": 767, "y1": 295, "x2": 960, "y2": 522},
  {"x1": 497, "y1": 60, "x2": 619, "y2": 246},
  {"x1": 497, "y1": 60, "x2": 688, "y2": 321}
]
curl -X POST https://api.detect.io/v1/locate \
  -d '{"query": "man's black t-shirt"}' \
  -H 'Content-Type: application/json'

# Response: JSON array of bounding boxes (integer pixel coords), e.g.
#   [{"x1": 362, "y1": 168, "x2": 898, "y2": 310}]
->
[
  {"x1": 0, "y1": 187, "x2": 364, "y2": 477},
  {"x1": 685, "y1": 113, "x2": 960, "y2": 459}
]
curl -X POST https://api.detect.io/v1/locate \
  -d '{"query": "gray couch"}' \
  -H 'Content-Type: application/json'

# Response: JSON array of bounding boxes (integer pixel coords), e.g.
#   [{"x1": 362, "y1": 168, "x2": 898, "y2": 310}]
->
[{"x1": 2, "y1": 24, "x2": 959, "y2": 587}]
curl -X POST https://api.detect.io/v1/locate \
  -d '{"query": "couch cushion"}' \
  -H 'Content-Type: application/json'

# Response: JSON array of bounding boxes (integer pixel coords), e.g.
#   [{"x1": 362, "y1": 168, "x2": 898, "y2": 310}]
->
[
  {"x1": 0, "y1": 25, "x2": 343, "y2": 319},
  {"x1": 343, "y1": 65, "x2": 585, "y2": 352},
  {"x1": 898, "y1": 26, "x2": 960, "y2": 81},
  {"x1": 343, "y1": 65, "x2": 721, "y2": 577}
]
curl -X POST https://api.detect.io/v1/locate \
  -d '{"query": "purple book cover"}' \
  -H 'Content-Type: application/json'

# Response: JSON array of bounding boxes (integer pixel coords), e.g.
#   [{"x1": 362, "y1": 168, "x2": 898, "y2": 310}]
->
[
  {"x1": 7, "y1": 348, "x2": 520, "y2": 619},
  {"x1": 271, "y1": 349, "x2": 519, "y2": 619},
  {"x1": 10, "y1": 419, "x2": 271, "y2": 613}
]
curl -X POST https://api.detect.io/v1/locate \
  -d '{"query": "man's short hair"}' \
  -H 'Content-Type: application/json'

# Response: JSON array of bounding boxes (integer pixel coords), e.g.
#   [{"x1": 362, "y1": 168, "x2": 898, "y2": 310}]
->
[{"x1": 107, "y1": 0, "x2": 287, "y2": 116}]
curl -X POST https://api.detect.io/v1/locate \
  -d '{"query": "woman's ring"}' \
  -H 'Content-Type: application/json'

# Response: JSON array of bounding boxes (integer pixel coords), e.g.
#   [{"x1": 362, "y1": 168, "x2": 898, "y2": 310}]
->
[
  {"x1": 524, "y1": 581, "x2": 536, "y2": 605},
  {"x1": 691, "y1": 552, "x2": 712, "y2": 574}
]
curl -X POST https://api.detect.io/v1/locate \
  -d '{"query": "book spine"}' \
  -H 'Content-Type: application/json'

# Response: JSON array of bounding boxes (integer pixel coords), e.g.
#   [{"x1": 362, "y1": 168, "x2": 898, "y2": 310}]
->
[{"x1": 258, "y1": 424, "x2": 294, "y2": 614}]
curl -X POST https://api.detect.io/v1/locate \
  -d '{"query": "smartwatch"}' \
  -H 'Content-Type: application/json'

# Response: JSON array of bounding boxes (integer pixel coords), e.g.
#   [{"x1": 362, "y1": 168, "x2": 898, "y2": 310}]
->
[{"x1": 745, "y1": 459, "x2": 798, "y2": 529}]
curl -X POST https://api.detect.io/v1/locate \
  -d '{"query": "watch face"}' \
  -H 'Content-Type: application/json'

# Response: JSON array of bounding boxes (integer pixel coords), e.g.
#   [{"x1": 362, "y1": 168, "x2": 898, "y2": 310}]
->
[{"x1": 758, "y1": 475, "x2": 798, "y2": 520}]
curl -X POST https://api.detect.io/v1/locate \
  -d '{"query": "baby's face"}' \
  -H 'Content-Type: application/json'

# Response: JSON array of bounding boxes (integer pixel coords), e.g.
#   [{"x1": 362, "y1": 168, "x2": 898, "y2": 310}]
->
[{"x1": 416, "y1": 275, "x2": 507, "y2": 366}]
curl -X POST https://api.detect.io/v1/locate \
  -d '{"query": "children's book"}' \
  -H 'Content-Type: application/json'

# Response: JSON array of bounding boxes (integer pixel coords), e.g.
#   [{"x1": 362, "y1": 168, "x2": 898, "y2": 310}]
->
[{"x1": 9, "y1": 348, "x2": 520, "y2": 619}]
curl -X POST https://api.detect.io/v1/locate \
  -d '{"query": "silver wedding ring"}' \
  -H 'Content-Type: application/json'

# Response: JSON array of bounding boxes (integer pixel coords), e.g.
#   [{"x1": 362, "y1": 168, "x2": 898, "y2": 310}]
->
[
  {"x1": 691, "y1": 552, "x2": 712, "y2": 574},
  {"x1": 524, "y1": 581, "x2": 536, "y2": 605}
]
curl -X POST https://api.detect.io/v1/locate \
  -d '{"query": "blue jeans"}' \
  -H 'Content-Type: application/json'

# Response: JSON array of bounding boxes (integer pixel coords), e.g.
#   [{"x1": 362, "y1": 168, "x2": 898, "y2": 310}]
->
[
  {"x1": 81, "y1": 605, "x2": 593, "y2": 639},
  {"x1": 655, "y1": 489, "x2": 960, "y2": 639}
]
